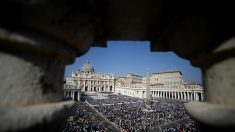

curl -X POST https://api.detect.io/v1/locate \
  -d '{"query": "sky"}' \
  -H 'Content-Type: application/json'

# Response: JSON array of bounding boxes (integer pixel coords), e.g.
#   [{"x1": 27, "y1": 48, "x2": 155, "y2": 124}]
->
[{"x1": 64, "y1": 41, "x2": 202, "y2": 84}]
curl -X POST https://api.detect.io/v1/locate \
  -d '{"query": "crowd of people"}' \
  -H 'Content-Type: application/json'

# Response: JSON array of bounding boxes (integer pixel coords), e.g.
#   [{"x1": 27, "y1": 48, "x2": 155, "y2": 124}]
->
[
  {"x1": 83, "y1": 94, "x2": 144, "y2": 106},
  {"x1": 91, "y1": 95, "x2": 190, "y2": 131},
  {"x1": 161, "y1": 121, "x2": 199, "y2": 132},
  {"x1": 62, "y1": 102, "x2": 113, "y2": 132},
  {"x1": 63, "y1": 94, "x2": 199, "y2": 132}
]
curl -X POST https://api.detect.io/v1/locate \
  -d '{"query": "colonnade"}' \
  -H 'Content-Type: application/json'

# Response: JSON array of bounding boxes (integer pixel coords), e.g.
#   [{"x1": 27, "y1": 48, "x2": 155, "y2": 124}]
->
[
  {"x1": 150, "y1": 90, "x2": 203, "y2": 101},
  {"x1": 116, "y1": 88, "x2": 204, "y2": 101},
  {"x1": 64, "y1": 90, "x2": 81, "y2": 101}
]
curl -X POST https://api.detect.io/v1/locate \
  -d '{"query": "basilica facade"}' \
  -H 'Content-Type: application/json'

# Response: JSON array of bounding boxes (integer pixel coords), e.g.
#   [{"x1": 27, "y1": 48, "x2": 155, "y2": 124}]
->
[{"x1": 64, "y1": 60, "x2": 115, "y2": 100}]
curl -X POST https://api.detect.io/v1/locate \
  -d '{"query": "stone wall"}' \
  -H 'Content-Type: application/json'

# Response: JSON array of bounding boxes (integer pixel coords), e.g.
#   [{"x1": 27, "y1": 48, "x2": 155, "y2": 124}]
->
[{"x1": 0, "y1": 0, "x2": 235, "y2": 131}]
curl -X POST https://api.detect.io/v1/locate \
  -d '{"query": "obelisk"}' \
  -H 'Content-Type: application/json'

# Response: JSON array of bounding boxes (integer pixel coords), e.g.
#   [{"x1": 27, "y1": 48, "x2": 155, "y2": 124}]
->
[{"x1": 145, "y1": 67, "x2": 152, "y2": 110}]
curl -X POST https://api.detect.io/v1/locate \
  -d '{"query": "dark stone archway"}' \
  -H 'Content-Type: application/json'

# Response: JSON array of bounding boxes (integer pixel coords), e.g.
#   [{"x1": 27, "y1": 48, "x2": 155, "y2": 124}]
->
[{"x1": 0, "y1": 0, "x2": 235, "y2": 131}]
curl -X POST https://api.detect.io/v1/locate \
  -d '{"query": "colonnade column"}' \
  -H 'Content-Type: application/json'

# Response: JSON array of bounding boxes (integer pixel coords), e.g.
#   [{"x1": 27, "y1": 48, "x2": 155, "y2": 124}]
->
[
  {"x1": 194, "y1": 93, "x2": 197, "y2": 101},
  {"x1": 192, "y1": 93, "x2": 194, "y2": 101},
  {"x1": 187, "y1": 92, "x2": 190, "y2": 100}
]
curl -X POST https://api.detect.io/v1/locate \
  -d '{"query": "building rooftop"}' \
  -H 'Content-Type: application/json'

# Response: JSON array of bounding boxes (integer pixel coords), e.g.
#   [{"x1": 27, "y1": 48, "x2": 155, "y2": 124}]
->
[
  {"x1": 152, "y1": 70, "x2": 182, "y2": 75},
  {"x1": 127, "y1": 73, "x2": 142, "y2": 77}
]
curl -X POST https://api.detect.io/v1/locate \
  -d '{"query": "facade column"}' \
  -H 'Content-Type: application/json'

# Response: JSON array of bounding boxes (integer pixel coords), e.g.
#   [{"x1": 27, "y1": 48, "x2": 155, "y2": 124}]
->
[
  {"x1": 108, "y1": 81, "x2": 110, "y2": 92},
  {"x1": 193, "y1": 93, "x2": 196, "y2": 101},
  {"x1": 183, "y1": 92, "x2": 187, "y2": 100},
  {"x1": 192, "y1": 92, "x2": 195, "y2": 101},
  {"x1": 91, "y1": 81, "x2": 93, "y2": 91},
  {"x1": 196, "y1": 93, "x2": 198, "y2": 101},
  {"x1": 184, "y1": 92, "x2": 186, "y2": 100},
  {"x1": 179, "y1": 92, "x2": 181, "y2": 100},
  {"x1": 72, "y1": 91, "x2": 74, "y2": 100},
  {"x1": 98, "y1": 80, "x2": 100, "y2": 92},
  {"x1": 183, "y1": 92, "x2": 185, "y2": 100},
  {"x1": 87, "y1": 81, "x2": 89, "y2": 91},
  {"x1": 100, "y1": 81, "x2": 102, "y2": 91},
  {"x1": 103, "y1": 81, "x2": 106, "y2": 91},
  {"x1": 188, "y1": 92, "x2": 191, "y2": 100},
  {"x1": 187, "y1": 92, "x2": 190, "y2": 100},
  {"x1": 197, "y1": 93, "x2": 201, "y2": 101},
  {"x1": 86, "y1": 80, "x2": 88, "y2": 91},
  {"x1": 83, "y1": 80, "x2": 85, "y2": 91},
  {"x1": 90, "y1": 81, "x2": 92, "y2": 91},
  {"x1": 106, "y1": 81, "x2": 108, "y2": 91},
  {"x1": 186, "y1": 92, "x2": 188, "y2": 100},
  {"x1": 174, "y1": 92, "x2": 177, "y2": 99},
  {"x1": 177, "y1": 92, "x2": 180, "y2": 100}
]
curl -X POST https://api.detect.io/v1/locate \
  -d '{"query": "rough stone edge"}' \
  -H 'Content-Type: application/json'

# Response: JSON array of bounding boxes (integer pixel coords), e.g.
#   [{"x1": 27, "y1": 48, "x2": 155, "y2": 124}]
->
[
  {"x1": 0, "y1": 28, "x2": 76, "y2": 63},
  {"x1": 0, "y1": 101, "x2": 75, "y2": 132},
  {"x1": 185, "y1": 101, "x2": 235, "y2": 127}
]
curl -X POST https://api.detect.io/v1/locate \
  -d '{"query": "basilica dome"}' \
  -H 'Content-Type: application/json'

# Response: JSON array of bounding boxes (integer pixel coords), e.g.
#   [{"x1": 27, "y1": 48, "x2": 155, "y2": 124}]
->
[{"x1": 81, "y1": 60, "x2": 95, "y2": 74}]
